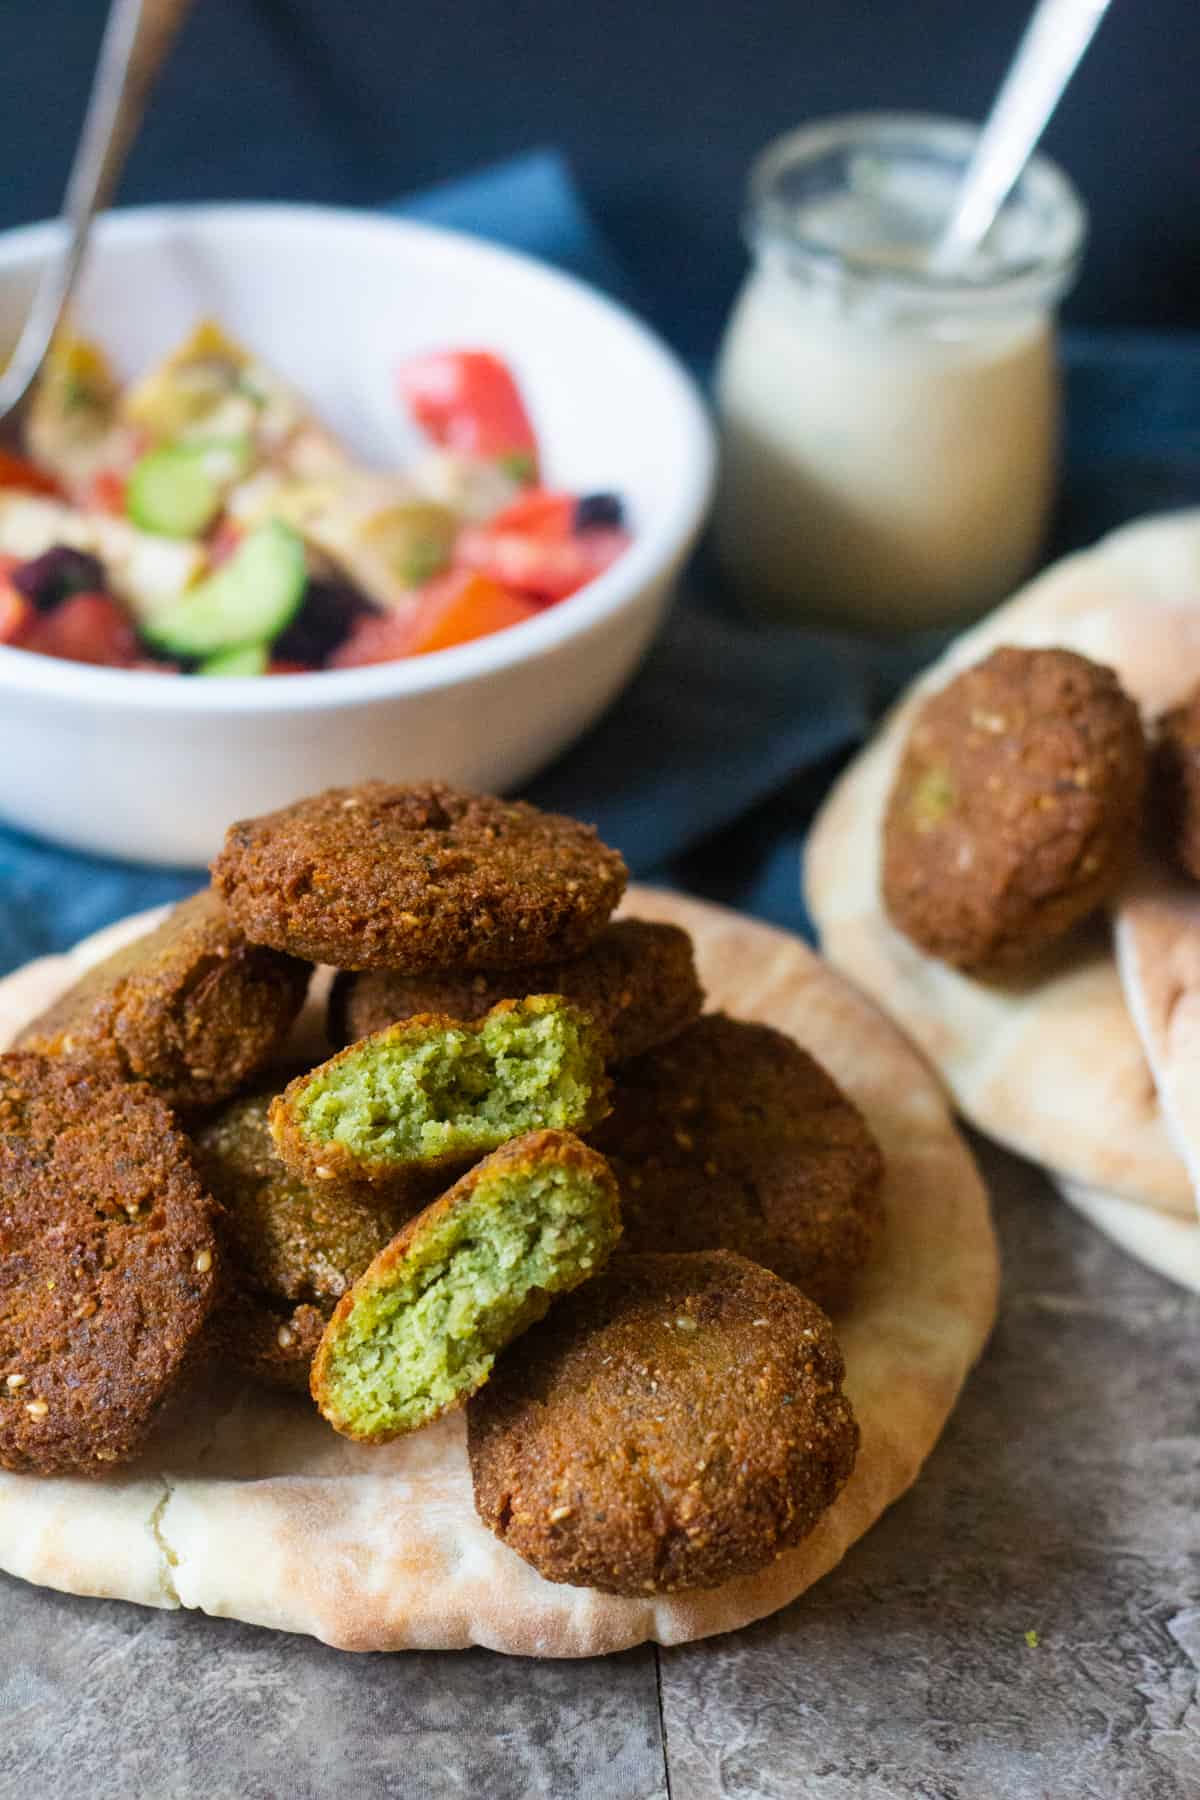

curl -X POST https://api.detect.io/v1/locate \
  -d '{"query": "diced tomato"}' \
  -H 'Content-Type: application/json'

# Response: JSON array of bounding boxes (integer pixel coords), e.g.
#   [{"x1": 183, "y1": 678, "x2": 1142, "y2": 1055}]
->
[
  {"x1": 485, "y1": 489, "x2": 575, "y2": 539},
  {"x1": 328, "y1": 609, "x2": 414, "y2": 668},
  {"x1": 0, "y1": 578, "x2": 31, "y2": 645},
  {"x1": 330, "y1": 572, "x2": 538, "y2": 667},
  {"x1": 397, "y1": 351, "x2": 539, "y2": 478},
  {"x1": 455, "y1": 524, "x2": 629, "y2": 603},
  {"x1": 84, "y1": 469, "x2": 128, "y2": 516},
  {"x1": 0, "y1": 556, "x2": 31, "y2": 644},
  {"x1": 21, "y1": 593, "x2": 140, "y2": 667},
  {"x1": 266, "y1": 659, "x2": 313, "y2": 675},
  {"x1": 406, "y1": 570, "x2": 538, "y2": 655},
  {"x1": 208, "y1": 518, "x2": 245, "y2": 566},
  {"x1": 0, "y1": 450, "x2": 61, "y2": 498}
]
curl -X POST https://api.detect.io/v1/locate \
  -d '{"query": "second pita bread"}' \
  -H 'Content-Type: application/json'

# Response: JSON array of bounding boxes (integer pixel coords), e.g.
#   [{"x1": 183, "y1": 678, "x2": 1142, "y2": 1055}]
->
[
  {"x1": 807, "y1": 511, "x2": 1200, "y2": 1230},
  {"x1": 1056, "y1": 1174, "x2": 1200, "y2": 1295},
  {"x1": 1114, "y1": 868, "x2": 1200, "y2": 1206}
]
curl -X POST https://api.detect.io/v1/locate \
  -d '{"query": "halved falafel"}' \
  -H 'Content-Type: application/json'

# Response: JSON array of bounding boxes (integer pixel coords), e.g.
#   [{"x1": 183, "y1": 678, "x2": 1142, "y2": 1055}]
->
[
  {"x1": 591, "y1": 1014, "x2": 883, "y2": 1313},
  {"x1": 311, "y1": 1130, "x2": 622, "y2": 1441},
  {"x1": 14, "y1": 888, "x2": 310, "y2": 1110},
  {"x1": 0, "y1": 1054, "x2": 220, "y2": 1475},
  {"x1": 467, "y1": 1249, "x2": 858, "y2": 1594},
  {"x1": 329, "y1": 919, "x2": 704, "y2": 1064},
  {"x1": 212, "y1": 781, "x2": 627, "y2": 972},
  {"x1": 269, "y1": 995, "x2": 611, "y2": 1203},
  {"x1": 882, "y1": 646, "x2": 1147, "y2": 974}
]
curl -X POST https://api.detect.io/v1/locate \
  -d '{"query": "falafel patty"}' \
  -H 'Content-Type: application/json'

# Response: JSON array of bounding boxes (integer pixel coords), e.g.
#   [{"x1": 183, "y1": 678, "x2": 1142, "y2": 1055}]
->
[
  {"x1": 591, "y1": 1014, "x2": 883, "y2": 1313},
  {"x1": 0, "y1": 1054, "x2": 220, "y2": 1475},
  {"x1": 1156, "y1": 682, "x2": 1200, "y2": 880},
  {"x1": 207, "y1": 1298, "x2": 328, "y2": 1395},
  {"x1": 193, "y1": 1082, "x2": 418, "y2": 1390},
  {"x1": 882, "y1": 646, "x2": 1147, "y2": 974},
  {"x1": 329, "y1": 919, "x2": 704, "y2": 1064},
  {"x1": 212, "y1": 781, "x2": 627, "y2": 972},
  {"x1": 311, "y1": 1130, "x2": 622, "y2": 1441},
  {"x1": 468, "y1": 1250, "x2": 858, "y2": 1595},
  {"x1": 14, "y1": 888, "x2": 310, "y2": 1110},
  {"x1": 270, "y1": 996, "x2": 611, "y2": 1203}
]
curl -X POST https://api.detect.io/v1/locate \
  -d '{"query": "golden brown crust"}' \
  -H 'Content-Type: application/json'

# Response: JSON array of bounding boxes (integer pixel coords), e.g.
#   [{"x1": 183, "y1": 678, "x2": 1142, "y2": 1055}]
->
[
  {"x1": 1156, "y1": 684, "x2": 1200, "y2": 880},
  {"x1": 194, "y1": 1081, "x2": 421, "y2": 1395},
  {"x1": 881, "y1": 646, "x2": 1147, "y2": 974},
  {"x1": 212, "y1": 781, "x2": 627, "y2": 972},
  {"x1": 310, "y1": 1130, "x2": 621, "y2": 1439},
  {"x1": 468, "y1": 1250, "x2": 858, "y2": 1595},
  {"x1": 0, "y1": 1054, "x2": 220, "y2": 1475},
  {"x1": 13, "y1": 889, "x2": 310, "y2": 1109},
  {"x1": 193, "y1": 1084, "x2": 416, "y2": 1308},
  {"x1": 208, "y1": 1295, "x2": 328, "y2": 1394},
  {"x1": 591, "y1": 1014, "x2": 883, "y2": 1313},
  {"x1": 329, "y1": 920, "x2": 704, "y2": 1064}
]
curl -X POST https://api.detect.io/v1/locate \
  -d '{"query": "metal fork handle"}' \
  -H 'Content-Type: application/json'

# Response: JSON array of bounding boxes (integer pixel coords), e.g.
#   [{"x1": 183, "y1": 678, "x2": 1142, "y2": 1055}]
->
[{"x1": 0, "y1": 0, "x2": 193, "y2": 423}]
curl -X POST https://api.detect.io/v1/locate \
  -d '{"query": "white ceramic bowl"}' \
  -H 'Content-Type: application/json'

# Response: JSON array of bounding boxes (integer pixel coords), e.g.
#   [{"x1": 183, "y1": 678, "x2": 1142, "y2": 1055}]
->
[{"x1": 0, "y1": 204, "x2": 714, "y2": 866}]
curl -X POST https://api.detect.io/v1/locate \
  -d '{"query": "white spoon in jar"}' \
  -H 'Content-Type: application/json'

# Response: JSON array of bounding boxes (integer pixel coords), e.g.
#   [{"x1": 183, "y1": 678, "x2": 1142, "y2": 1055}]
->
[{"x1": 932, "y1": 0, "x2": 1114, "y2": 272}]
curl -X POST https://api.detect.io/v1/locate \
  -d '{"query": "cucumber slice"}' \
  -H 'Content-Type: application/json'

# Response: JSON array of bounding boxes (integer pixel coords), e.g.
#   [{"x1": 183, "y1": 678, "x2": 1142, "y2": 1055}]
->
[
  {"x1": 142, "y1": 521, "x2": 307, "y2": 657},
  {"x1": 197, "y1": 642, "x2": 270, "y2": 678},
  {"x1": 127, "y1": 446, "x2": 222, "y2": 538}
]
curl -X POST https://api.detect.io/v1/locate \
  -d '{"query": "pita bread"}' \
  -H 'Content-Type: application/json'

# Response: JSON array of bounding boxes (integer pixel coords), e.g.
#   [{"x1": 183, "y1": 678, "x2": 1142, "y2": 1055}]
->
[
  {"x1": 0, "y1": 888, "x2": 996, "y2": 1656},
  {"x1": 1055, "y1": 1175, "x2": 1200, "y2": 1296},
  {"x1": 1113, "y1": 867, "x2": 1200, "y2": 1205},
  {"x1": 807, "y1": 511, "x2": 1200, "y2": 1231}
]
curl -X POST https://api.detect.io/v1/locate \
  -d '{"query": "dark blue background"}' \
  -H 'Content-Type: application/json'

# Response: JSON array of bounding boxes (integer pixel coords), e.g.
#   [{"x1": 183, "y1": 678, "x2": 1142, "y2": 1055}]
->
[{"x1": 1, "y1": 0, "x2": 1197, "y2": 361}]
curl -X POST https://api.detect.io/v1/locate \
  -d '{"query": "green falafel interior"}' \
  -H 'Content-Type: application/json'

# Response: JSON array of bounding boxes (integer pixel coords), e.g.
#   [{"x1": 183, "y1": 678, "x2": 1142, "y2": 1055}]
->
[
  {"x1": 280, "y1": 995, "x2": 610, "y2": 1172},
  {"x1": 311, "y1": 1131, "x2": 622, "y2": 1440}
]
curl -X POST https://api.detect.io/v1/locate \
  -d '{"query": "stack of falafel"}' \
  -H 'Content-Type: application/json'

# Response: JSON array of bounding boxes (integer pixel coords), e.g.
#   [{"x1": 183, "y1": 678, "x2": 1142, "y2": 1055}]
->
[{"x1": 0, "y1": 781, "x2": 885, "y2": 1596}]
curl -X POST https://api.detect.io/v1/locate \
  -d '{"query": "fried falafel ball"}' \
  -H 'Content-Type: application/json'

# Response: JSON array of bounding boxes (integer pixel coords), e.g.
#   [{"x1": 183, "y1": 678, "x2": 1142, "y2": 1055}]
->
[
  {"x1": 311, "y1": 1130, "x2": 622, "y2": 1440},
  {"x1": 468, "y1": 1250, "x2": 858, "y2": 1595},
  {"x1": 14, "y1": 889, "x2": 310, "y2": 1110},
  {"x1": 193, "y1": 1081, "x2": 417, "y2": 1391},
  {"x1": 882, "y1": 646, "x2": 1147, "y2": 974},
  {"x1": 212, "y1": 781, "x2": 627, "y2": 972},
  {"x1": 208, "y1": 1300, "x2": 329, "y2": 1395},
  {"x1": 0, "y1": 1054, "x2": 220, "y2": 1475},
  {"x1": 591, "y1": 1014, "x2": 883, "y2": 1314},
  {"x1": 329, "y1": 920, "x2": 704, "y2": 1066}
]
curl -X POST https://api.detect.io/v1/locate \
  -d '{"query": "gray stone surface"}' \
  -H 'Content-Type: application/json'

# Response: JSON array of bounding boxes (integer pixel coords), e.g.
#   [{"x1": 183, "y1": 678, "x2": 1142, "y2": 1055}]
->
[
  {"x1": 1, "y1": 1143, "x2": 1197, "y2": 1799},
  {"x1": 0, "y1": 1592, "x2": 667, "y2": 1800}
]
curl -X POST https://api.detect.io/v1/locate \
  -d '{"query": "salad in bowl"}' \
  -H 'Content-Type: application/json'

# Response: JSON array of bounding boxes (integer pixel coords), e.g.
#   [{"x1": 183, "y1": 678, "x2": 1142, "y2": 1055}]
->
[{"x1": 0, "y1": 323, "x2": 630, "y2": 675}]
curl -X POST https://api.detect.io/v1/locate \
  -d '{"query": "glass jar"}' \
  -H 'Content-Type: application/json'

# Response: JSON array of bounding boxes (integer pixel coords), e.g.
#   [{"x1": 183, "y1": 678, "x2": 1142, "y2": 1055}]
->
[{"x1": 713, "y1": 114, "x2": 1086, "y2": 633}]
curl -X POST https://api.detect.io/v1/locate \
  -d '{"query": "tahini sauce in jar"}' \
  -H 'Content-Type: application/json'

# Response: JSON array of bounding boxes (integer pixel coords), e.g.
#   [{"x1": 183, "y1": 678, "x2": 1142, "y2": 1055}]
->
[{"x1": 713, "y1": 115, "x2": 1086, "y2": 633}]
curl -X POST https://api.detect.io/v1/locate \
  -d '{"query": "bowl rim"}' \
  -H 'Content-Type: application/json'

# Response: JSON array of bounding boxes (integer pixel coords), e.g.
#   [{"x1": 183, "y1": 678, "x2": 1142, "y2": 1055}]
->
[{"x1": 0, "y1": 200, "x2": 715, "y2": 715}]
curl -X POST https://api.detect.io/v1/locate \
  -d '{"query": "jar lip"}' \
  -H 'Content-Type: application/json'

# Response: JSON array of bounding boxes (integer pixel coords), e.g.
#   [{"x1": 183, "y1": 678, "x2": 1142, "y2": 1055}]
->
[{"x1": 747, "y1": 111, "x2": 1087, "y2": 305}]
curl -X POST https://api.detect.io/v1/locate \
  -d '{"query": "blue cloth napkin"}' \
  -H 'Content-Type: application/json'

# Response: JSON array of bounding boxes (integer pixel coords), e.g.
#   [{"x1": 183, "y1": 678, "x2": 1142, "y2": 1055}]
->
[{"x1": 1, "y1": 148, "x2": 1198, "y2": 974}]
